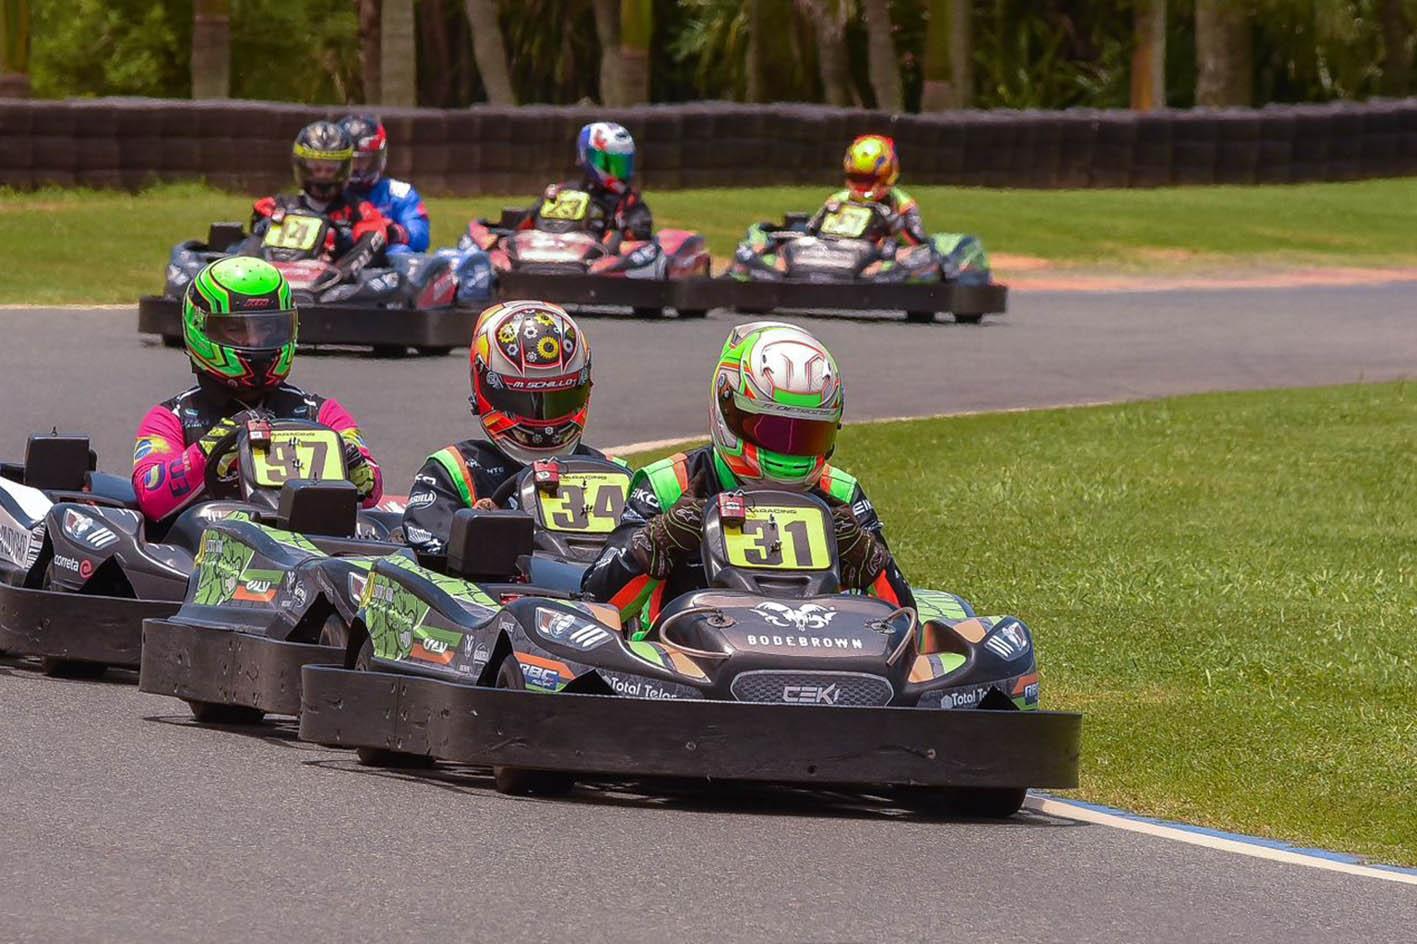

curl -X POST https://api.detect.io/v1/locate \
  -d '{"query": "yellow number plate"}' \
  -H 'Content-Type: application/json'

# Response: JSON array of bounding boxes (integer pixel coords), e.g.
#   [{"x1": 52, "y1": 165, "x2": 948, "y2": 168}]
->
[
  {"x1": 250, "y1": 430, "x2": 345, "y2": 488},
  {"x1": 722, "y1": 504, "x2": 831, "y2": 570},
  {"x1": 535, "y1": 471, "x2": 629, "y2": 534},
  {"x1": 262, "y1": 215, "x2": 323, "y2": 251},
  {"x1": 540, "y1": 190, "x2": 591, "y2": 222},
  {"x1": 818, "y1": 204, "x2": 873, "y2": 239}
]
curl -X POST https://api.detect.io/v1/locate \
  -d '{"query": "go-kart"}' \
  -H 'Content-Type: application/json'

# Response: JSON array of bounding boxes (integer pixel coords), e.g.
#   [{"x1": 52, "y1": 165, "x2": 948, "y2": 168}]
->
[
  {"x1": 0, "y1": 419, "x2": 399, "y2": 679},
  {"x1": 137, "y1": 213, "x2": 469, "y2": 355},
  {"x1": 719, "y1": 204, "x2": 1008, "y2": 323},
  {"x1": 138, "y1": 454, "x2": 632, "y2": 723},
  {"x1": 296, "y1": 487, "x2": 1080, "y2": 814},
  {"x1": 455, "y1": 190, "x2": 713, "y2": 318}
]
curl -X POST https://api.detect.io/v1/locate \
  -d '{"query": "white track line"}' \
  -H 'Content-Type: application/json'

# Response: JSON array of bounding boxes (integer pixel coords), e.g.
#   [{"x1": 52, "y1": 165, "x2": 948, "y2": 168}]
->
[{"x1": 1027, "y1": 795, "x2": 1417, "y2": 886}]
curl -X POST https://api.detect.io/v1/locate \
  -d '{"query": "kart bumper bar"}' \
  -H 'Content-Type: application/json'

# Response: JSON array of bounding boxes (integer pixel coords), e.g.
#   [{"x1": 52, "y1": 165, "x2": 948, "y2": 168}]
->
[
  {"x1": 299, "y1": 665, "x2": 1081, "y2": 788},
  {"x1": 690, "y1": 278, "x2": 1008, "y2": 317},
  {"x1": 0, "y1": 583, "x2": 176, "y2": 669},
  {"x1": 139, "y1": 619, "x2": 337, "y2": 716},
  {"x1": 495, "y1": 272, "x2": 684, "y2": 310},
  {"x1": 138, "y1": 296, "x2": 473, "y2": 350}
]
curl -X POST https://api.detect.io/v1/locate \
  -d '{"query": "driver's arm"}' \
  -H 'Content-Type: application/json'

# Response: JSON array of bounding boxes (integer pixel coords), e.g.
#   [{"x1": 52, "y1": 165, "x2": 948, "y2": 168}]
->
[
  {"x1": 617, "y1": 192, "x2": 653, "y2": 241},
  {"x1": 825, "y1": 482, "x2": 915, "y2": 610},
  {"x1": 132, "y1": 407, "x2": 214, "y2": 521},
  {"x1": 401, "y1": 456, "x2": 476, "y2": 557},
  {"x1": 580, "y1": 471, "x2": 666, "y2": 623},
  {"x1": 313, "y1": 399, "x2": 383, "y2": 507},
  {"x1": 891, "y1": 193, "x2": 928, "y2": 246}
]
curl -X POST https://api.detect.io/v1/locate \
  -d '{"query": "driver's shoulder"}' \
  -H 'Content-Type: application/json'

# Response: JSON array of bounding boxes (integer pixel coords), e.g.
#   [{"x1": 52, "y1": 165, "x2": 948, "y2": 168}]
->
[
  {"x1": 632, "y1": 449, "x2": 700, "y2": 502},
  {"x1": 817, "y1": 463, "x2": 863, "y2": 502}
]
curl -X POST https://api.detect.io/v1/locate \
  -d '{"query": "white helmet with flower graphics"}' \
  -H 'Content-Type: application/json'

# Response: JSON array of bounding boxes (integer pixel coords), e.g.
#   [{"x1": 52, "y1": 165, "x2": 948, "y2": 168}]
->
[{"x1": 709, "y1": 322, "x2": 843, "y2": 489}]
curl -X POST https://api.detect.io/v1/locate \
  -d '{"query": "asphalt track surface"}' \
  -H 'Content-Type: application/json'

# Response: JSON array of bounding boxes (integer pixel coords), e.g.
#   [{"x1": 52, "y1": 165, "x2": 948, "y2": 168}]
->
[{"x1": 2, "y1": 288, "x2": 1415, "y2": 943}]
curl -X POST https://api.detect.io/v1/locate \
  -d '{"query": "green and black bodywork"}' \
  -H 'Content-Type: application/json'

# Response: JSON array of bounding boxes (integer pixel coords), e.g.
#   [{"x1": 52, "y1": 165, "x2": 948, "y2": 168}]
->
[
  {"x1": 721, "y1": 209, "x2": 1007, "y2": 324},
  {"x1": 297, "y1": 488, "x2": 1080, "y2": 814}
]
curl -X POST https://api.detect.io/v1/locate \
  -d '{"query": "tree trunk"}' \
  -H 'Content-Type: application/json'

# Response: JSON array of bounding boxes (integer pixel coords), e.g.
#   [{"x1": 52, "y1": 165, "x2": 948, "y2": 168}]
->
[
  {"x1": 380, "y1": 0, "x2": 417, "y2": 106},
  {"x1": 746, "y1": 0, "x2": 766, "y2": 102},
  {"x1": 358, "y1": 0, "x2": 380, "y2": 104},
  {"x1": 191, "y1": 0, "x2": 230, "y2": 99},
  {"x1": 1380, "y1": 0, "x2": 1410, "y2": 97},
  {"x1": 796, "y1": 0, "x2": 852, "y2": 107},
  {"x1": 420, "y1": 0, "x2": 453, "y2": 106},
  {"x1": 1195, "y1": 0, "x2": 1251, "y2": 107},
  {"x1": 619, "y1": 0, "x2": 652, "y2": 104},
  {"x1": 464, "y1": 0, "x2": 516, "y2": 105},
  {"x1": 921, "y1": 0, "x2": 971, "y2": 110},
  {"x1": 1130, "y1": 0, "x2": 1165, "y2": 110},
  {"x1": 861, "y1": 0, "x2": 901, "y2": 112},
  {"x1": 0, "y1": 0, "x2": 31, "y2": 98},
  {"x1": 591, "y1": 0, "x2": 622, "y2": 106}
]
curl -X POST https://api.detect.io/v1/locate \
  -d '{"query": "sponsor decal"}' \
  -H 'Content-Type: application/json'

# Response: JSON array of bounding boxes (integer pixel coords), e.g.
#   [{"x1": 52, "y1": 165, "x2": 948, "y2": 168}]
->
[
  {"x1": 363, "y1": 575, "x2": 432, "y2": 660},
  {"x1": 782, "y1": 683, "x2": 840, "y2": 705},
  {"x1": 0, "y1": 522, "x2": 39, "y2": 567},
  {"x1": 535, "y1": 607, "x2": 613, "y2": 651},
  {"x1": 604, "y1": 674, "x2": 680, "y2": 700},
  {"x1": 414, "y1": 473, "x2": 438, "y2": 487},
  {"x1": 52, "y1": 554, "x2": 82, "y2": 573},
  {"x1": 192, "y1": 533, "x2": 255, "y2": 607},
  {"x1": 983, "y1": 620, "x2": 1030, "y2": 661},
  {"x1": 852, "y1": 498, "x2": 873, "y2": 519},
  {"x1": 403, "y1": 525, "x2": 434, "y2": 546},
  {"x1": 233, "y1": 569, "x2": 282, "y2": 604},
  {"x1": 133, "y1": 438, "x2": 161, "y2": 461},
  {"x1": 79, "y1": 559, "x2": 93, "y2": 579},
  {"x1": 753, "y1": 601, "x2": 837, "y2": 631},
  {"x1": 743, "y1": 633, "x2": 863, "y2": 650},
  {"x1": 412, "y1": 631, "x2": 459, "y2": 665},
  {"x1": 631, "y1": 486, "x2": 660, "y2": 512},
  {"x1": 516, "y1": 653, "x2": 572, "y2": 691},
  {"x1": 62, "y1": 509, "x2": 117, "y2": 549},
  {"x1": 407, "y1": 489, "x2": 437, "y2": 510},
  {"x1": 143, "y1": 464, "x2": 165, "y2": 490},
  {"x1": 936, "y1": 684, "x2": 994, "y2": 709}
]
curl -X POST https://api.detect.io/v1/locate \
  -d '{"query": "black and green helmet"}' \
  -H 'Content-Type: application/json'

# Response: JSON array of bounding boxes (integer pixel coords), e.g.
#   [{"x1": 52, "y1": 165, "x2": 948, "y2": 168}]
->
[{"x1": 182, "y1": 257, "x2": 297, "y2": 394}]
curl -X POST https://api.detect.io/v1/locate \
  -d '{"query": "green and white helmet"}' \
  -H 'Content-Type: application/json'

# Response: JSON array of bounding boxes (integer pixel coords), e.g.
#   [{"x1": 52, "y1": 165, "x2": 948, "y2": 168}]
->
[
  {"x1": 709, "y1": 321, "x2": 843, "y2": 489},
  {"x1": 182, "y1": 257, "x2": 298, "y2": 395}
]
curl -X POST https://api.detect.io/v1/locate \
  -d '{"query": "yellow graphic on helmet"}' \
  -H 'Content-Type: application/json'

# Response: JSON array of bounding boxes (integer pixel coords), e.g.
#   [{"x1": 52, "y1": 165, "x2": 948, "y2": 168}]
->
[{"x1": 537, "y1": 336, "x2": 561, "y2": 360}]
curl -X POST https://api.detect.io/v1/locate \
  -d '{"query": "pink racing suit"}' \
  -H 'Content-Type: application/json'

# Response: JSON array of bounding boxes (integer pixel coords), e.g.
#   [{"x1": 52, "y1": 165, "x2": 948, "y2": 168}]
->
[{"x1": 132, "y1": 381, "x2": 382, "y2": 521}]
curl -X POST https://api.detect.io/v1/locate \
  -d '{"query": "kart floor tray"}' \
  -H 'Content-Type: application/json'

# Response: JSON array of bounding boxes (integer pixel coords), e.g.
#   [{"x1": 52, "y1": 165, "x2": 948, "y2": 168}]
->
[
  {"x1": 299, "y1": 665, "x2": 1081, "y2": 788},
  {"x1": 140, "y1": 618, "x2": 337, "y2": 716},
  {"x1": 138, "y1": 296, "x2": 473, "y2": 350},
  {"x1": 0, "y1": 583, "x2": 177, "y2": 669},
  {"x1": 682, "y1": 278, "x2": 1008, "y2": 318}
]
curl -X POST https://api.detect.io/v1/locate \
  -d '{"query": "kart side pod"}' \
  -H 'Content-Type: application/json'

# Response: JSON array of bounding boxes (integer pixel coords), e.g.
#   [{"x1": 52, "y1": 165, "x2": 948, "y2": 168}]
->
[{"x1": 447, "y1": 508, "x2": 535, "y2": 581}]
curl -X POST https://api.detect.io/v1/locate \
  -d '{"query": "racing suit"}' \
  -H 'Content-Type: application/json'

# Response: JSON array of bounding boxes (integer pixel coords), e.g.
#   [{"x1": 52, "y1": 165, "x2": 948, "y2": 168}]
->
[
  {"x1": 402, "y1": 439, "x2": 612, "y2": 556},
  {"x1": 132, "y1": 380, "x2": 383, "y2": 521},
  {"x1": 250, "y1": 192, "x2": 393, "y2": 262},
  {"x1": 581, "y1": 446, "x2": 913, "y2": 630},
  {"x1": 521, "y1": 178, "x2": 654, "y2": 243},
  {"x1": 347, "y1": 177, "x2": 431, "y2": 254},
  {"x1": 806, "y1": 187, "x2": 928, "y2": 247}
]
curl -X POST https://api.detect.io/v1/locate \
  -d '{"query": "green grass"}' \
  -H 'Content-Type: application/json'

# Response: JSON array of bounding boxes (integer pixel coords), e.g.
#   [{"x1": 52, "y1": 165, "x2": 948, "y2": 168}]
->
[
  {"x1": 3, "y1": 178, "x2": 1416, "y2": 304},
  {"x1": 630, "y1": 382, "x2": 1417, "y2": 867}
]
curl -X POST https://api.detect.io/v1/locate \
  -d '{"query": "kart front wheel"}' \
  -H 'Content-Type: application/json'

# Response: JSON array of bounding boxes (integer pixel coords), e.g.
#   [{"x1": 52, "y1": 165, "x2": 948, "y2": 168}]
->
[
  {"x1": 906, "y1": 311, "x2": 937, "y2": 324},
  {"x1": 954, "y1": 313, "x2": 984, "y2": 325},
  {"x1": 676, "y1": 309, "x2": 708, "y2": 319},
  {"x1": 351, "y1": 636, "x2": 434, "y2": 769},
  {"x1": 186, "y1": 699, "x2": 265, "y2": 725},
  {"x1": 492, "y1": 657, "x2": 576, "y2": 797},
  {"x1": 40, "y1": 657, "x2": 107, "y2": 680},
  {"x1": 898, "y1": 785, "x2": 1027, "y2": 818},
  {"x1": 632, "y1": 307, "x2": 665, "y2": 320}
]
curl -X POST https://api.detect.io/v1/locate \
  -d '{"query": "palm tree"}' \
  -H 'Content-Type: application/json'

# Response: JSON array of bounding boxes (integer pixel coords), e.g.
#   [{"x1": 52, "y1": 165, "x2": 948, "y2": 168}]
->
[
  {"x1": 1195, "y1": 0, "x2": 1251, "y2": 106},
  {"x1": 1131, "y1": 0, "x2": 1164, "y2": 109},
  {"x1": 465, "y1": 0, "x2": 515, "y2": 105},
  {"x1": 1380, "y1": 0, "x2": 1410, "y2": 96},
  {"x1": 380, "y1": 0, "x2": 416, "y2": 106},
  {"x1": 796, "y1": 0, "x2": 853, "y2": 106},
  {"x1": 0, "y1": 0, "x2": 30, "y2": 97},
  {"x1": 861, "y1": 0, "x2": 901, "y2": 111},
  {"x1": 191, "y1": 0, "x2": 230, "y2": 99},
  {"x1": 591, "y1": 0, "x2": 622, "y2": 104},
  {"x1": 620, "y1": 0, "x2": 652, "y2": 103},
  {"x1": 358, "y1": 0, "x2": 381, "y2": 103},
  {"x1": 921, "y1": 0, "x2": 970, "y2": 110}
]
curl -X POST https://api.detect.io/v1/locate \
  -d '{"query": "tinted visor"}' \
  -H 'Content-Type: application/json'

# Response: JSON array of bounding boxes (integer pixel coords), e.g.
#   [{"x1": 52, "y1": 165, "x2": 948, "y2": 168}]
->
[
  {"x1": 352, "y1": 150, "x2": 384, "y2": 179},
  {"x1": 481, "y1": 370, "x2": 590, "y2": 422},
  {"x1": 206, "y1": 310, "x2": 296, "y2": 349},
  {"x1": 590, "y1": 149, "x2": 633, "y2": 181},
  {"x1": 720, "y1": 394, "x2": 838, "y2": 456}
]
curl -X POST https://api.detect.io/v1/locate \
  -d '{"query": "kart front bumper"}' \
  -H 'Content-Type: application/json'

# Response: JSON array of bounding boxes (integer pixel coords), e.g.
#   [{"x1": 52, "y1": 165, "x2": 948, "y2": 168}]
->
[
  {"x1": 697, "y1": 277, "x2": 1008, "y2": 318},
  {"x1": 298, "y1": 665, "x2": 1081, "y2": 788},
  {"x1": 0, "y1": 583, "x2": 177, "y2": 669},
  {"x1": 139, "y1": 619, "x2": 337, "y2": 716},
  {"x1": 138, "y1": 296, "x2": 473, "y2": 351}
]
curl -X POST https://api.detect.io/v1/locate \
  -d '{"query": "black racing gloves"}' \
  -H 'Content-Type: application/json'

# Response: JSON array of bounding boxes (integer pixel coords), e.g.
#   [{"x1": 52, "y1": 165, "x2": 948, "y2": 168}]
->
[
  {"x1": 829, "y1": 497, "x2": 889, "y2": 590},
  {"x1": 630, "y1": 470, "x2": 706, "y2": 579}
]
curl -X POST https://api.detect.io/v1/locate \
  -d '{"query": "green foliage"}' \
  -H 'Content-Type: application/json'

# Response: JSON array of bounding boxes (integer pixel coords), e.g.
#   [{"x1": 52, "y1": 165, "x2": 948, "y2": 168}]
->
[
  {"x1": 229, "y1": 0, "x2": 359, "y2": 103},
  {"x1": 31, "y1": 0, "x2": 190, "y2": 98}
]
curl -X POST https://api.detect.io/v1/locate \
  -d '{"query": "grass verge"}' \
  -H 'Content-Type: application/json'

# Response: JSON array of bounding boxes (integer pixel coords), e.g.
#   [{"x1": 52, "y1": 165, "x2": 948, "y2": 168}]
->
[
  {"x1": 629, "y1": 381, "x2": 1417, "y2": 866},
  {"x1": 3, "y1": 178, "x2": 1416, "y2": 304}
]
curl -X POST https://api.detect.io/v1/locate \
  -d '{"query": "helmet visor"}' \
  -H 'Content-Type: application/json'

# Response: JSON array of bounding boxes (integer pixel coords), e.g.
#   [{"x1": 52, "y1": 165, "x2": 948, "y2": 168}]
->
[
  {"x1": 352, "y1": 150, "x2": 385, "y2": 180},
  {"x1": 847, "y1": 172, "x2": 882, "y2": 192},
  {"x1": 721, "y1": 395, "x2": 838, "y2": 457},
  {"x1": 481, "y1": 370, "x2": 590, "y2": 422},
  {"x1": 206, "y1": 310, "x2": 296, "y2": 349},
  {"x1": 589, "y1": 149, "x2": 633, "y2": 181}
]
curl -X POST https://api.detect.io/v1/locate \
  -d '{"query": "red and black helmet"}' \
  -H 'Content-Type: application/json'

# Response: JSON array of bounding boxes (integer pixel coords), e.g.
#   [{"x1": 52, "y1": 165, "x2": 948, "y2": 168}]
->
[{"x1": 339, "y1": 114, "x2": 388, "y2": 190}]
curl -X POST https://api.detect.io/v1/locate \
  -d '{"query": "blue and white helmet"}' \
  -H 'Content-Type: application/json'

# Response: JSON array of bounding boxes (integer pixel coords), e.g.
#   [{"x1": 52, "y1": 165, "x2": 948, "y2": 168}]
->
[{"x1": 576, "y1": 121, "x2": 635, "y2": 195}]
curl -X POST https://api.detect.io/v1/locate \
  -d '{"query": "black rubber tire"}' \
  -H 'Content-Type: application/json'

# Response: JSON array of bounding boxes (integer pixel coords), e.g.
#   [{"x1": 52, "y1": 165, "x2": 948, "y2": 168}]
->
[
  {"x1": 953, "y1": 313, "x2": 985, "y2": 325},
  {"x1": 186, "y1": 699, "x2": 266, "y2": 725},
  {"x1": 899, "y1": 785, "x2": 1027, "y2": 818},
  {"x1": 676, "y1": 309, "x2": 708, "y2": 319},
  {"x1": 906, "y1": 311, "x2": 937, "y2": 324},
  {"x1": 40, "y1": 657, "x2": 108, "y2": 680},
  {"x1": 415, "y1": 346, "x2": 453, "y2": 356},
  {"x1": 161, "y1": 334, "x2": 183, "y2": 349},
  {"x1": 632, "y1": 307, "x2": 665, "y2": 320},
  {"x1": 371, "y1": 345, "x2": 410, "y2": 358},
  {"x1": 317, "y1": 615, "x2": 351, "y2": 652},
  {"x1": 352, "y1": 636, "x2": 434, "y2": 769},
  {"x1": 492, "y1": 657, "x2": 575, "y2": 797}
]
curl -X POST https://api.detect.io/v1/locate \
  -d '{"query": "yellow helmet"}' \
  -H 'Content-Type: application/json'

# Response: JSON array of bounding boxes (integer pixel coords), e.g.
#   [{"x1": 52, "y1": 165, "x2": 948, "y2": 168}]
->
[{"x1": 843, "y1": 134, "x2": 899, "y2": 202}]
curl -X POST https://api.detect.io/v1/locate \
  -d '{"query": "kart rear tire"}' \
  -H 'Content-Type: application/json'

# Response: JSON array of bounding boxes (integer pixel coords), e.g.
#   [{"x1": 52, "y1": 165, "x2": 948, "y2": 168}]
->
[
  {"x1": 352, "y1": 636, "x2": 435, "y2": 769},
  {"x1": 415, "y1": 346, "x2": 453, "y2": 356},
  {"x1": 953, "y1": 313, "x2": 984, "y2": 325},
  {"x1": 676, "y1": 309, "x2": 708, "y2": 319},
  {"x1": 186, "y1": 699, "x2": 265, "y2": 725},
  {"x1": 906, "y1": 311, "x2": 937, "y2": 324},
  {"x1": 371, "y1": 345, "x2": 410, "y2": 358},
  {"x1": 161, "y1": 334, "x2": 184, "y2": 349},
  {"x1": 492, "y1": 657, "x2": 575, "y2": 797},
  {"x1": 40, "y1": 657, "x2": 107, "y2": 680},
  {"x1": 633, "y1": 307, "x2": 665, "y2": 320},
  {"x1": 898, "y1": 785, "x2": 1027, "y2": 818}
]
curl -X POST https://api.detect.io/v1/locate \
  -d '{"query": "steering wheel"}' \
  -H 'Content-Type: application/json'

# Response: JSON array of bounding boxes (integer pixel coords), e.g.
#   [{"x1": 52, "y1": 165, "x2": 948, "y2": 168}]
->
[
  {"x1": 488, "y1": 471, "x2": 524, "y2": 508},
  {"x1": 201, "y1": 426, "x2": 244, "y2": 497}
]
